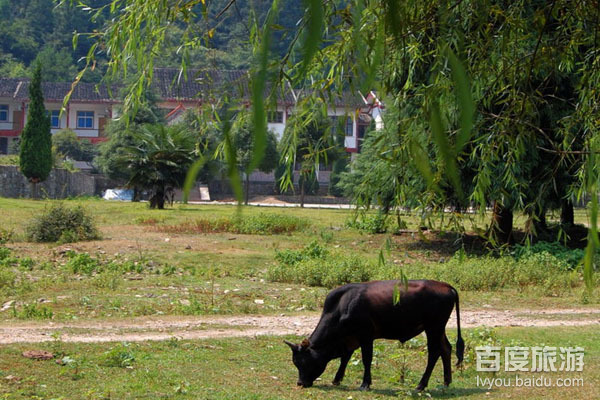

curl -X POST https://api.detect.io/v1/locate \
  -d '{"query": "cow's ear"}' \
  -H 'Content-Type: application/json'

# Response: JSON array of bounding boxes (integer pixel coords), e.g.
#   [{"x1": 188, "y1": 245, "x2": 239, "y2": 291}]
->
[
  {"x1": 300, "y1": 339, "x2": 310, "y2": 349},
  {"x1": 284, "y1": 340, "x2": 298, "y2": 352}
]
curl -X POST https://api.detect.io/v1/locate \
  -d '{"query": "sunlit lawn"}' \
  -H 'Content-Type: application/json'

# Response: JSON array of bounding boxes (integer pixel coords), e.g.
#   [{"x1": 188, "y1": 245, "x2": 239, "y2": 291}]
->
[{"x1": 0, "y1": 326, "x2": 597, "y2": 399}]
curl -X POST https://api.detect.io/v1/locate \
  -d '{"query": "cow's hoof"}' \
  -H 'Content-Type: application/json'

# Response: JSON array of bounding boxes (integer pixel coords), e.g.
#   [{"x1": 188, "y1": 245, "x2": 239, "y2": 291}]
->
[
  {"x1": 332, "y1": 380, "x2": 341, "y2": 386},
  {"x1": 359, "y1": 384, "x2": 370, "y2": 391},
  {"x1": 415, "y1": 384, "x2": 426, "y2": 392}
]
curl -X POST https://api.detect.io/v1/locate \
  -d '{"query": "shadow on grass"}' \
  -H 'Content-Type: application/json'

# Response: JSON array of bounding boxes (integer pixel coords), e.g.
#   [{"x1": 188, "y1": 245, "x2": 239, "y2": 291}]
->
[{"x1": 315, "y1": 383, "x2": 490, "y2": 398}]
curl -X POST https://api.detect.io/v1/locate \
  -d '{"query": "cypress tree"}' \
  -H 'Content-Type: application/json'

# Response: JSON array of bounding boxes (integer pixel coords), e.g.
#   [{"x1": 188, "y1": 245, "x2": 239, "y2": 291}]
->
[{"x1": 19, "y1": 62, "x2": 52, "y2": 198}]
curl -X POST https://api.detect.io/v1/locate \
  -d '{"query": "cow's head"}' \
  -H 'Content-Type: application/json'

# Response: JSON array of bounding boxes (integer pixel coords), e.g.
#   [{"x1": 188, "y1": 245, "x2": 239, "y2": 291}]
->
[{"x1": 284, "y1": 339, "x2": 328, "y2": 388}]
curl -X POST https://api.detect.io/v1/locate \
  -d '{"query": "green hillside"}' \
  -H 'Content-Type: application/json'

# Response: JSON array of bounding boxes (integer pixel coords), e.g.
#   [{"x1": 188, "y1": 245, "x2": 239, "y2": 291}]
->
[{"x1": 0, "y1": 0, "x2": 304, "y2": 82}]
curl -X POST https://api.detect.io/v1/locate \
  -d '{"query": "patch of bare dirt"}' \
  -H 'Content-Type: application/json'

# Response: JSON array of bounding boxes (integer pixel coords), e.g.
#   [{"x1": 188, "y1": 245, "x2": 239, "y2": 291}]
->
[{"x1": 1, "y1": 308, "x2": 599, "y2": 344}]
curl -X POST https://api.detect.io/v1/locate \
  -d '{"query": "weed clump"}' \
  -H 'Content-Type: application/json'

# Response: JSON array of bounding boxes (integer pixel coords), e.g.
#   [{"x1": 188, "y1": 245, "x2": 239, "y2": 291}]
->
[
  {"x1": 346, "y1": 212, "x2": 390, "y2": 234},
  {"x1": 100, "y1": 343, "x2": 135, "y2": 367},
  {"x1": 268, "y1": 241, "x2": 375, "y2": 288},
  {"x1": 25, "y1": 204, "x2": 100, "y2": 243}
]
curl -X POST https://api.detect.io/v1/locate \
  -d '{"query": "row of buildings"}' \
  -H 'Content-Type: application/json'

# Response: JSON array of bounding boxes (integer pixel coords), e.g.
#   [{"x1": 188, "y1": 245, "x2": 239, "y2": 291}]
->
[{"x1": 0, "y1": 68, "x2": 384, "y2": 157}]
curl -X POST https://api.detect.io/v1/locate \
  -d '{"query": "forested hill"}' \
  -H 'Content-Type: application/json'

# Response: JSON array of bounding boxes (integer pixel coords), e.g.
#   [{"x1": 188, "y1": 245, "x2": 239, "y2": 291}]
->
[{"x1": 0, "y1": 0, "x2": 304, "y2": 83}]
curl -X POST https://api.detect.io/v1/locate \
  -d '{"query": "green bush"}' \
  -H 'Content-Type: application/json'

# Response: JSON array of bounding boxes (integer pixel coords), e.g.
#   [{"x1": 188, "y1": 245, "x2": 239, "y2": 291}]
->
[
  {"x1": 346, "y1": 212, "x2": 390, "y2": 234},
  {"x1": 100, "y1": 343, "x2": 135, "y2": 368},
  {"x1": 0, "y1": 247, "x2": 11, "y2": 261},
  {"x1": 512, "y1": 241, "x2": 587, "y2": 270},
  {"x1": 15, "y1": 303, "x2": 53, "y2": 319},
  {"x1": 0, "y1": 269, "x2": 16, "y2": 290},
  {"x1": 0, "y1": 154, "x2": 19, "y2": 166},
  {"x1": 0, "y1": 228, "x2": 14, "y2": 244},
  {"x1": 66, "y1": 252, "x2": 101, "y2": 275},
  {"x1": 25, "y1": 204, "x2": 100, "y2": 243}
]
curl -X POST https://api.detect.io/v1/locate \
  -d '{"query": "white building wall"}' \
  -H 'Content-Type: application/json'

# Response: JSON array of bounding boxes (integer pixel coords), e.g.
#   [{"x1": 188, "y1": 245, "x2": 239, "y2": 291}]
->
[
  {"x1": 44, "y1": 102, "x2": 67, "y2": 134},
  {"x1": 0, "y1": 100, "x2": 23, "y2": 131},
  {"x1": 67, "y1": 103, "x2": 110, "y2": 137}
]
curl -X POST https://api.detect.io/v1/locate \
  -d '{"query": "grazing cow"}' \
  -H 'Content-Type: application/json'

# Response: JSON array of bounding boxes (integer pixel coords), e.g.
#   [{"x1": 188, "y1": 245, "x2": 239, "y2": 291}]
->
[{"x1": 284, "y1": 279, "x2": 464, "y2": 391}]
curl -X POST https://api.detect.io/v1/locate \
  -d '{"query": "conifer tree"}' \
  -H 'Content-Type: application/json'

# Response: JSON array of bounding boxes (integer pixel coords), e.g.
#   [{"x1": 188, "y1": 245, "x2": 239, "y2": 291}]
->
[{"x1": 19, "y1": 62, "x2": 52, "y2": 198}]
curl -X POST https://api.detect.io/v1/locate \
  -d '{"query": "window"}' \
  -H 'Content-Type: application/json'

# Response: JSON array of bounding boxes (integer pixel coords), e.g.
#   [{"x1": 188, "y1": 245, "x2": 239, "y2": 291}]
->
[
  {"x1": 345, "y1": 116, "x2": 354, "y2": 136},
  {"x1": 267, "y1": 111, "x2": 283, "y2": 123},
  {"x1": 49, "y1": 110, "x2": 60, "y2": 129},
  {"x1": 0, "y1": 105, "x2": 8, "y2": 122},
  {"x1": 77, "y1": 111, "x2": 94, "y2": 129}
]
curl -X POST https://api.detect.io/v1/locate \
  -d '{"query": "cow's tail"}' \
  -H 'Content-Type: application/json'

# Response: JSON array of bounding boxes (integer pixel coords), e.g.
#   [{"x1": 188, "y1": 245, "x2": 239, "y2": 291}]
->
[{"x1": 453, "y1": 287, "x2": 465, "y2": 366}]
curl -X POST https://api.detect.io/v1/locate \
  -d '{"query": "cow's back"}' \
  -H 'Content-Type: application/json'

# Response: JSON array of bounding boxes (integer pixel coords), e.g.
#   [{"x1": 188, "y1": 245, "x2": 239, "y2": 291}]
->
[{"x1": 313, "y1": 280, "x2": 457, "y2": 345}]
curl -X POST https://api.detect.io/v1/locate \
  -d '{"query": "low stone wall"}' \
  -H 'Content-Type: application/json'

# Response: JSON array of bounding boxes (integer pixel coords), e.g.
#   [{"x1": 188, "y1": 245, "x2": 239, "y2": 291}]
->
[
  {"x1": 0, "y1": 165, "x2": 119, "y2": 199},
  {"x1": 208, "y1": 180, "x2": 332, "y2": 198}
]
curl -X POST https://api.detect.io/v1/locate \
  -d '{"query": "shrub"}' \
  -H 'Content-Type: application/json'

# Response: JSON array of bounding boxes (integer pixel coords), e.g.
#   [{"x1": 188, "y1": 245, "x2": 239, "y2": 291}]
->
[
  {"x1": 512, "y1": 241, "x2": 587, "y2": 270},
  {"x1": 0, "y1": 154, "x2": 19, "y2": 166},
  {"x1": 15, "y1": 303, "x2": 53, "y2": 319},
  {"x1": 0, "y1": 269, "x2": 16, "y2": 289},
  {"x1": 346, "y1": 212, "x2": 390, "y2": 234},
  {"x1": 100, "y1": 343, "x2": 135, "y2": 368},
  {"x1": 66, "y1": 252, "x2": 101, "y2": 275},
  {"x1": 25, "y1": 204, "x2": 100, "y2": 243},
  {"x1": 0, "y1": 228, "x2": 13, "y2": 244},
  {"x1": 0, "y1": 247, "x2": 11, "y2": 261}
]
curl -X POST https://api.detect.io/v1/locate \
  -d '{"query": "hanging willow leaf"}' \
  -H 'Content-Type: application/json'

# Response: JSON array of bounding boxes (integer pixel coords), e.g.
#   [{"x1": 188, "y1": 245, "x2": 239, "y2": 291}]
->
[
  {"x1": 446, "y1": 48, "x2": 474, "y2": 153},
  {"x1": 221, "y1": 111, "x2": 244, "y2": 203},
  {"x1": 429, "y1": 99, "x2": 463, "y2": 201},
  {"x1": 409, "y1": 139, "x2": 434, "y2": 189},
  {"x1": 249, "y1": 1, "x2": 280, "y2": 173},
  {"x1": 296, "y1": 0, "x2": 323, "y2": 79},
  {"x1": 182, "y1": 156, "x2": 207, "y2": 203}
]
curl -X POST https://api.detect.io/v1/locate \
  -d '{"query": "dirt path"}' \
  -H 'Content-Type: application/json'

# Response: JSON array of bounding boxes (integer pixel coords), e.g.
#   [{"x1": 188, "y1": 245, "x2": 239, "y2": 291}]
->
[{"x1": 1, "y1": 308, "x2": 599, "y2": 344}]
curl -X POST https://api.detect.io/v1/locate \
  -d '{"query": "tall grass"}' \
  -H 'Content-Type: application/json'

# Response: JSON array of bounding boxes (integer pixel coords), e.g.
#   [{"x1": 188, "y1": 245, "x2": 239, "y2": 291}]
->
[
  {"x1": 152, "y1": 213, "x2": 308, "y2": 235},
  {"x1": 268, "y1": 242, "x2": 585, "y2": 295}
]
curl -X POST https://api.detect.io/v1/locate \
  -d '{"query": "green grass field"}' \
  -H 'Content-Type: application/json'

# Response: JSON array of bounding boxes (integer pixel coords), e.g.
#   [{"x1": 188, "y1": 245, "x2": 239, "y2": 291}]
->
[
  {"x1": 0, "y1": 327, "x2": 597, "y2": 399},
  {"x1": 0, "y1": 197, "x2": 598, "y2": 399}
]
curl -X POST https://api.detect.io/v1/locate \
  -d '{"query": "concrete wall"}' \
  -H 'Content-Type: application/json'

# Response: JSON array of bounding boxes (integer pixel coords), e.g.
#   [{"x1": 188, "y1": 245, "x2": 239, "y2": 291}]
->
[{"x1": 0, "y1": 165, "x2": 118, "y2": 199}]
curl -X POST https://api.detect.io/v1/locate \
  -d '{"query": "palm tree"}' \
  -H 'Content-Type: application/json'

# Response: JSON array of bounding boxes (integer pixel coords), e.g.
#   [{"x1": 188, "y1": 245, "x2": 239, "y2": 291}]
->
[{"x1": 116, "y1": 124, "x2": 197, "y2": 209}]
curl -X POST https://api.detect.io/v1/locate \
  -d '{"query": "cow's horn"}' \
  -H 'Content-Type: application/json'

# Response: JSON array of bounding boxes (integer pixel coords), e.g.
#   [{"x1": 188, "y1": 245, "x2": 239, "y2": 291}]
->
[
  {"x1": 283, "y1": 340, "x2": 296, "y2": 350},
  {"x1": 300, "y1": 339, "x2": 310, "y2": 348}
]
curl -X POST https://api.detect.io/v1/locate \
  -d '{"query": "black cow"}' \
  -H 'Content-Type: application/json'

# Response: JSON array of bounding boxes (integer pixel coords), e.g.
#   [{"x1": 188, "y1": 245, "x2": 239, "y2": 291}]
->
[{"x1": 284, "y1": 279, "x2": 464, "y2": 391}]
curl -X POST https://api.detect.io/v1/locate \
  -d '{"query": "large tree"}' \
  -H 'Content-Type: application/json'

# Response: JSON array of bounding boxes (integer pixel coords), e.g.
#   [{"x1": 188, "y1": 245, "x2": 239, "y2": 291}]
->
[
  {"x1": 113, "y1": 124, "x2": 198, "y2": 209},
  {"x1": 65, "y1": 0, "x2": 600, "y2": 284},
  {"x1": 19, "y1": 62, "x2": 52, "y2": 198}
]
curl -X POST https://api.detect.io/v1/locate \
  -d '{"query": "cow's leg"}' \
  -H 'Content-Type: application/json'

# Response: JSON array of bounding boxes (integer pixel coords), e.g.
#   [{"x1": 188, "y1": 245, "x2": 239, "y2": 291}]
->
[
  {"x1": 359, "y1": 341, "x2": 373, "y2": 391},
  {"x1": 332, "y1": 350, "x2": 353, "y2": 385},
  {"x1": 441, "y1": 333, "x2": 452, "y2": 386},
  {"x1": 416, "y1": 330, "x2": 442, "y2": 391}
]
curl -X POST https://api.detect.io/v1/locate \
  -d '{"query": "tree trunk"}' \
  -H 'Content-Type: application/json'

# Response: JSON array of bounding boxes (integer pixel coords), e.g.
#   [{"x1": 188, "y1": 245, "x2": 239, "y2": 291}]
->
[
  {"x1": 300, "y1": 176, "x2": 305, "y2": 208},
  {"x1": 561, "y1": 200, "x2": 574, "y2": 225},
  {"x1": 156, "y1": 186, "x2": 165, "y2": 209},
  {"x1": 30, "y1": 181, "x2": 37, "y2": 200},
  {"x1": 245, "y1": 173, "x2": 250, "y2": 205},
  {"x1": 491, "y1": 201, "x2": 513, "y2": 245},
  {"x1": 150, "y1": 186, "x2": 166, "y2": 209}
]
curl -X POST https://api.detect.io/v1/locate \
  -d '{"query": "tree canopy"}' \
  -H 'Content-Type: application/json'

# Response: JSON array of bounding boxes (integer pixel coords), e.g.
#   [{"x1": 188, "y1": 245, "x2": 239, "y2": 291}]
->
[
  {"x1": 63, "y1": 0, "x2": 600, "y2": 286},
  {"x1": 19, "y1": 62, "x2": 52, "y2": 197}
]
